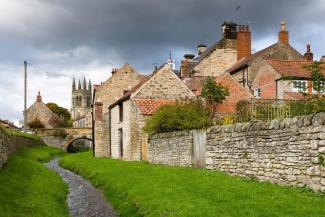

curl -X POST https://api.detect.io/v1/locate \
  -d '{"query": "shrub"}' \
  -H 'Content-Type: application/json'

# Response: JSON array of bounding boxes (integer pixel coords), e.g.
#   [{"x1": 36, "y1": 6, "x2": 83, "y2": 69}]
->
[
  {"x1": 289, "y1": 96, "x2": 325, "y2": 116},
  {"x1": 143, "y1": 101, "x2": 212, "y2": 135},
  {"x1": 28, "y1": 118, "x2": 45, "y2": 129}
]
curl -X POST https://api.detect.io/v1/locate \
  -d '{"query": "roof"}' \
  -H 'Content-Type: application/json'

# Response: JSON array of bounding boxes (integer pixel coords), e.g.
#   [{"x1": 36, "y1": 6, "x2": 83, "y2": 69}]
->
[
  {"x1": 194, "y1": 38, "x2": 237, "y2": 62},
  {"x1": 267, "y1": 59, "x2": 325, "y2": 79},
  {"x1": 133, "y1": 99, "x2": 175, "y2": 115},
  {"x1": 227, "y1": 42, "x2": 303, "y2": 73},
  {"x1": 0, "y1": 119, "x2": 18, "y2": 129},
  {"x1": 183, "y1": 76, "x2": 208, "y2": 92}
]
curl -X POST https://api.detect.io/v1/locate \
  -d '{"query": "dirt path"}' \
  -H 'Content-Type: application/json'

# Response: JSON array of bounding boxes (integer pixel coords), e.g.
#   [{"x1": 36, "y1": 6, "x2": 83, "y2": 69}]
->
[{"x1": 45, "y1": 159, "x2": 118, "y2": 217}]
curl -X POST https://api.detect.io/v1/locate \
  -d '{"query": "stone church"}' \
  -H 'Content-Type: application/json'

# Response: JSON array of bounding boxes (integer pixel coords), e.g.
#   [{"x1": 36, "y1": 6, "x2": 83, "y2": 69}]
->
[{"x1": 71, "y1": 77, "x2": 92, "y2": 127}]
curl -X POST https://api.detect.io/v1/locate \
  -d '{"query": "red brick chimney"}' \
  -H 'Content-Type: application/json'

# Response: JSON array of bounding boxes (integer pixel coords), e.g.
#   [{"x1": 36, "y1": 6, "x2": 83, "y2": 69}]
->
[
  {"x1": 236, "y1": 24, "x2": 251, "y2": 61},
  {"x1": 180, "y1": 54, "x2": 195, "y2": 78},
  {"x1": 36, "y1": 91, "x2": 42, "y2": 102},
  {"x1": 304, "y1": 44, "x2": 313, "y2": 62},
  {"x1": 278, "y1": 21, "x2": 289, "y2": 44}
]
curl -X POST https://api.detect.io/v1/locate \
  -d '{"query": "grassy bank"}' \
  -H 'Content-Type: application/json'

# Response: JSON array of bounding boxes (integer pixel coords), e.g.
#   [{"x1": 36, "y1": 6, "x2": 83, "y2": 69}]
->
[
  {"x1": 60, "y1": 152, "x2": 325, "y2": 217},
  {"x1": 0, "y1": 146, "x2": 70, "y2": 217}
]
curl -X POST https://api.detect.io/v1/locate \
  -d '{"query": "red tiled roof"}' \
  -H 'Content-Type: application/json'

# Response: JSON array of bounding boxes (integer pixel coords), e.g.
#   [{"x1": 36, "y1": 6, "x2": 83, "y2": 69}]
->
[
  {"x1": 133, "y1": 99, "x2": 175, "y2": 115},
  {"x1": 267, "y1": 59, "x2": 325, "y2": 79},
  {"x1": 183, "y1": 76, "x2": 208, "y2": 92}
]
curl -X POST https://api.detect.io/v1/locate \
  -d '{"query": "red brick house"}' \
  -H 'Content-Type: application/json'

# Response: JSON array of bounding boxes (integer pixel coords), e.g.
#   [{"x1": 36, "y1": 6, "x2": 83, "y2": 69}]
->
[{"x1": 252, "y1": 58, "x2": 325, "y2": 100}]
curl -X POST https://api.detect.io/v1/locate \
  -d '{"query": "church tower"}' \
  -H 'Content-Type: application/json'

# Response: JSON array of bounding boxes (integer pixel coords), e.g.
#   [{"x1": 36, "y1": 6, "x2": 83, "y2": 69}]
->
[{"x1": 71, "y1": 77, "x2": 92, "y2": 121}]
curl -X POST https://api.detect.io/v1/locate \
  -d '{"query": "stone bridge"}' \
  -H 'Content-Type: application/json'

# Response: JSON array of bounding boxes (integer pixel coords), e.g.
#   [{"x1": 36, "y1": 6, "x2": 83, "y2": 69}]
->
[{"x1": 35, "y1": 127, "x2": 93, "y2": 151}]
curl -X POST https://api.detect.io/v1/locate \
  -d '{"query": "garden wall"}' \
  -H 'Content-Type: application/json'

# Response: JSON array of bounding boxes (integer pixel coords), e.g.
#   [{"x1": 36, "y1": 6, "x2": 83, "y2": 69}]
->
[
  {"x1": 0, "y1": 129, "x2": 43, "y2": 169},
  {"x1": 148, "y1": 113, "x2": 325, "y2": 192}
]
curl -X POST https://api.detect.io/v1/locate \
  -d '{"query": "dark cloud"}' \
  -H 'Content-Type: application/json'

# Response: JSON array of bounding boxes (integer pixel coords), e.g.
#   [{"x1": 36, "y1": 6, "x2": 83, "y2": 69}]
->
[{"x1": 0, "y1": 0, "x2": 324, "y2": 123}]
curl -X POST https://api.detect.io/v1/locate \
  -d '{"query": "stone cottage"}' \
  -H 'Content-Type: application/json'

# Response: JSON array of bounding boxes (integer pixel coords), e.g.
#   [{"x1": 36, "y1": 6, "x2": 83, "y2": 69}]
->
[
  {"x1": 93, "y1": 64, "x2": 146, "y2": 157},
  {"x1": 108, "y1": 64, "x2": 196, "y2": 161},
  {"x1": 25, "y1": 92, "x2": 59, "y2": 129}
]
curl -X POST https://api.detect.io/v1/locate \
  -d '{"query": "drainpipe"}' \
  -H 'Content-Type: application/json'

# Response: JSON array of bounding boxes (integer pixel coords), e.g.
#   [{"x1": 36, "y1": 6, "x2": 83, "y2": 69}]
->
[
  {"x1": 91, "y1": 104, "x2": 95, "y2": 157},
  {"x1": 108, "y1": 107, "x2": 112, "y2": 157}
]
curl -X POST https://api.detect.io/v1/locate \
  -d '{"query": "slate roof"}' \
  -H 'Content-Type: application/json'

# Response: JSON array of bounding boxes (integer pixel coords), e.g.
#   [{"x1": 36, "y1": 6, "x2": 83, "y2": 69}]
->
[
  {"x1": 267, "y1": 59, "x2": 325, "y2": 79},
  {"x1": 133, "y1": 99, "x2": 175, "y2": 115}
]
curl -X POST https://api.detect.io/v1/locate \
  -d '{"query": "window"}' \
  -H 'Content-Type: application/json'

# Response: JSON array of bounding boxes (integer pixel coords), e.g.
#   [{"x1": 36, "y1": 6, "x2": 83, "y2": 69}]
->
[
  {"x1": 292, "y1": 80, "x2": 307, "y2": 92},
  {"x1": 312, "y1": 81, "x2": 325, "y2": 93},
  {"x1": 118, "y1": 128, "x2": 123, "y2": 159},
  {"x1": 119, "y1": 103, "x2": 123, "y2": 122},
  {"x1": 254, "y1": 88, "x2": 261, "y2": 98}
]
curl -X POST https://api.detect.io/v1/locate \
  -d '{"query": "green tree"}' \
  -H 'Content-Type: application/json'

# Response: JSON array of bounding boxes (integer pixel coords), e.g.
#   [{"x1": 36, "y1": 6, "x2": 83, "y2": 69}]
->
[
  {"x1": 28, "y1": 117, "x2": 45, "y2": 129},
  {"x1": 46, "y1": 103, "x2": 73, "y2": 127},
  {"x1": 200, "y1": 77, "x2": 230, "y2": 119},
  {"x1": 304, "y1": 61, "x2": 324, "y2": 94}
]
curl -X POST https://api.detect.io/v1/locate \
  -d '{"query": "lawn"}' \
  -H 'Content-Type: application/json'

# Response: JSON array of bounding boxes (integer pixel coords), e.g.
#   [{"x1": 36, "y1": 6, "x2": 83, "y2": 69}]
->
[
  {"x1": 0, "y1": 146, "x2": 70, "y2": 217},
  {"x1": 60, "y1": 151, "x2": 325, "y2": 217}
]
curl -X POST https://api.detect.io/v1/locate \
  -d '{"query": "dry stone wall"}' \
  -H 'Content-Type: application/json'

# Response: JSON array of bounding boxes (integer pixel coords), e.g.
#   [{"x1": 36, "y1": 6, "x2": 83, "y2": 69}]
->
[
  {"x1": 0, "y1": 129, "x2": 43, "y2": 169},
  {"x1": 148, "y1": 113, "x2": 325, "y2": 192},
  {"x1": 148, "y1": 130, "x2": 194, "y2": 166}
]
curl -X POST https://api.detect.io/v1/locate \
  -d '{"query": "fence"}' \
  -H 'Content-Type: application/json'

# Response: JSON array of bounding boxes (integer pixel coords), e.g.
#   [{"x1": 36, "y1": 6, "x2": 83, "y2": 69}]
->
[{"x1": 218, "y1": 99, "x2": 295, "y2": 123}]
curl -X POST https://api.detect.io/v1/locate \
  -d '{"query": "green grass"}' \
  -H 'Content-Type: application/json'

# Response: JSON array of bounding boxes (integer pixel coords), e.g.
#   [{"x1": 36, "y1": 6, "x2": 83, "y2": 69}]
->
[
  {"x1": 0, "y1": 146, "x2": 70, "y2": 217},
  {"x1": 0, "y1": 125, "x2": 42, "y2": 142},
  {"x1": 60, "y1": 151, "x2": 325, "y2": 217}
]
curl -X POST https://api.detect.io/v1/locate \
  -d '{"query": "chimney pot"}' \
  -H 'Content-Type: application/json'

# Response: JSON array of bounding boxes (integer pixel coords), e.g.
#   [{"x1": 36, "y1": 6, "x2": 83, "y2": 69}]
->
[
  {"x1": 197, "y1": 44, "x2": 207, "y2": 55},
  {"x1": 304, "y1": 44, "x2": 313, "y2": 62},
  {"x1": 278, "y1": 21, "x2": 289, "y2": 44},
  {"x1": 184, "y1": 54, "x2": 195, "y2": 60},
  {"x1": 36, "y1": 91, "x2": 42, "y2": 102}
]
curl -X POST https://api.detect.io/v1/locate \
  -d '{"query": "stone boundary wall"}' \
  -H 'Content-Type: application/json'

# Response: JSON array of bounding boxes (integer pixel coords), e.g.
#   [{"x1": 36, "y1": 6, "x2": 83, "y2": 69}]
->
[
  {"x1": 0, "y1": 129, "x2": 43, "y2": 169},
  {"x1": 148, "y1": 130, "x2": 194, "y2": 166},
  {"x1": 148, "y1": 113, "x2": 325, "y2": 192}
]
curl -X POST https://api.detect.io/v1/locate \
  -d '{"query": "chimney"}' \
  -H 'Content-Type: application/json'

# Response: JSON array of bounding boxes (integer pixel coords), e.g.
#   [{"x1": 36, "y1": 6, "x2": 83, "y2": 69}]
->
[
  {"x1": 111, "y1": 68, "x2": 118, "y2": 75},
  {"x1": 278, "y1": 21, "x2": 289, "y2": 44},
  {"x1": 304, "y1": 44, "x2": 313, "y2": 62},
  {"x1": 184, "y1": 54, "x2": 195, "y2": 60},
  {"x1": 222, "y1": 21, "x2": 237, "y2": 40},
  {"x1": 197, "y1": 44, "x2": 207, "y2": 55},
  {"x1": 320, "y1": 56, "x2": 325, "y2": 62},
  {"x1": 236, "y1": 24, "x2": 251, "y2": 61},
  {"x1": 36, "y1": 91, "x2": 42, "y2": 102}
]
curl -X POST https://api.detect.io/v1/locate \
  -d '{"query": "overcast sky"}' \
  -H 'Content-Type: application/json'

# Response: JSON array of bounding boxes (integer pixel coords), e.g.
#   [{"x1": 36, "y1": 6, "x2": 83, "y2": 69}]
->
[{"x1": 0, "y1": 0, "x2": 324, "y2": 125}]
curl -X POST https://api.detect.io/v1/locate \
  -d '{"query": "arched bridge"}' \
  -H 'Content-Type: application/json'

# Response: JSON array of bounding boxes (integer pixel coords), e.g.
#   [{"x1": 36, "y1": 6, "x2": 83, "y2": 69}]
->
[{"x1": 35, "y1": 127, "x2": 93, "y2": 151}]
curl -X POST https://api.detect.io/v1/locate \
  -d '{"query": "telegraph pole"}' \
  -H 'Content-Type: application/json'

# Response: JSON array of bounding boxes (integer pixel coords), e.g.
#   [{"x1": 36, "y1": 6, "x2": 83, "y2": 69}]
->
[{"x1": 23, "y1": 61, "x2": 27, "y2": 132}]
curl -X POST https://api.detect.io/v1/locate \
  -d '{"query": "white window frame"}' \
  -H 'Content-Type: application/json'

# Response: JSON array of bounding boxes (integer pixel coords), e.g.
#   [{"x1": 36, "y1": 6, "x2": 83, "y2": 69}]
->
[
  {"x1": 292, "y1": 80, "x2": 308, "y2": 93},
  {"x1": 312, "y1": 80, "x2": 325, "y2": 93},
  {"x1": 254, "y1": 88, "x2": 261, "y2": 98}
]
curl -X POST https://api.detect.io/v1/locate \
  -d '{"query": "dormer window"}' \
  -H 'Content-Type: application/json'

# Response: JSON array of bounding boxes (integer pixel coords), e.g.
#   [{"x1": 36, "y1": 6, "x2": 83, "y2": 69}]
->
[{"x1": 292, "y1": 80, "x2": 307, "y2": 92}]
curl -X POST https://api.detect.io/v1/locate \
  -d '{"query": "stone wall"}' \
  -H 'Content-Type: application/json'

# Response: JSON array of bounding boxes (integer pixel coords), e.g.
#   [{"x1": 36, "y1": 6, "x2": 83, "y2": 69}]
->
[
  {"x1": 193, "y1": 48, "x2": 237, "y2": 77},
  {"x1": 0, "y1": 129, "x2": 43, "y2": 169},
  {"x1": 148, "y1": 130, "x2": 194, "y2": 166},
  {"x1": 148, "y1": 113, "x2": 325, "y2": 192}
]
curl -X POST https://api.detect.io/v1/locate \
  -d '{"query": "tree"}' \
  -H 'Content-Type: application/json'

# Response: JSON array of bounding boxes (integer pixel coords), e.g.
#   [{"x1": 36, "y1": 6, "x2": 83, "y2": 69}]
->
[
  {"x1": 28, "y1": 117, "x2": 45, "y2": 129},
  {"x1": 46, "y1": 103, "x2": 73, "y2": 127},
  {"x1": 48, "y1": 115, "x2": 65, "y2": 128},
  {"x1": 303, "y1": 61, "x2": 324, "y2": 94},
  {"x1": 200, "y1": 77, "x2": 230, "y2": 119}
]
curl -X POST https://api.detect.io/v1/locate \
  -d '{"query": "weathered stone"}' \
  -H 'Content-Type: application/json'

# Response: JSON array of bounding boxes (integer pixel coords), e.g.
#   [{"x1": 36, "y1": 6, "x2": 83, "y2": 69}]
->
[{"x1": 319, "y1": 147, "x2": 325, "y2": 154}]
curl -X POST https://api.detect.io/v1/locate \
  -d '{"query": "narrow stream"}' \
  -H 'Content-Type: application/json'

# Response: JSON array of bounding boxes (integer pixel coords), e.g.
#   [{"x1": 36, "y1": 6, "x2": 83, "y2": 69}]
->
[{"x1": 45, "y1": 159, "x2": 118, "y2": 217}]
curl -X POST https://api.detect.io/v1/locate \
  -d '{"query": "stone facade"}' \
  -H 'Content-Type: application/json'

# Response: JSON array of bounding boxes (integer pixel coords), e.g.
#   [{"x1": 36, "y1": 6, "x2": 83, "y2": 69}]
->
[
  {"x1": 93, "y1": 64, "x2": 146, "y2": 157},
  {"x1": 192, "y1": 48, "x2": 237, "y2": 77},
  {"x1": 25, "y1": 92, "x2": 59, "y2": 129},
  {"x1": 109, "y1": 64, "x2": 196, "y2": 161},
  {"x1": 0, "y1": 128, "x2": 43, "y2": 169},
  {"x1": 148, "y1": 130, "x2": 193, "y2": 166},
  {"x1": 147, "y1": 113, "x2": 325, "y2": 192}
]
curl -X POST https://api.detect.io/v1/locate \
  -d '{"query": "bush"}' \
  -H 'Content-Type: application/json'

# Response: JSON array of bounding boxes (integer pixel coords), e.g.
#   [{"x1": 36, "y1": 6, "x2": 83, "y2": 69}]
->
[
  {"x1": 289, "y1": 96, "x2": 325, "y2": 116},
  {"x1": 28, "y1": 118, "x2": 45, "y2": 129},
  {"x1": 143, "y1": 101, "x2": 212, "y2": 135}
]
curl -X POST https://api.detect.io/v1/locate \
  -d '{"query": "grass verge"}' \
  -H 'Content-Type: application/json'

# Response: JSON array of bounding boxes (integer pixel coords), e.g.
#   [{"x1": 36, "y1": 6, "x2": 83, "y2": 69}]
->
[
  {"x1": 60, "y1": 151, "x2": 325, "y2": 217},
  {"x1": 0, "y1": 146, "x2": 69, "y2": 217}
]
